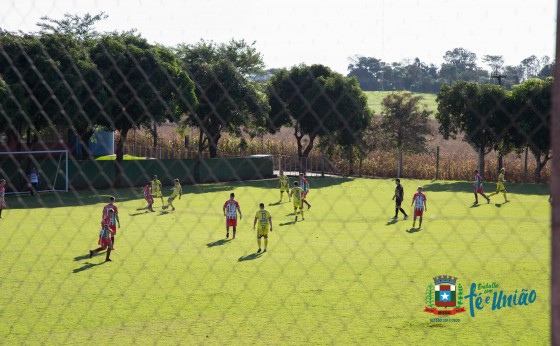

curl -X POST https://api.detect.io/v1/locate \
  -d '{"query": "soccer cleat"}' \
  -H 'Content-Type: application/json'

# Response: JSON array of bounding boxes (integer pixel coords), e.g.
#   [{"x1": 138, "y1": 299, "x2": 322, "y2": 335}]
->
[
  {"x1": 263, "y1": 249, "x2": 267, "y2": 253},
  {"x1": 391, "y1": 216, "x2": 397, "y2": 221},
  {"x1": 226, "y1": 232, "x2": 229, "y2": 239},
  {"x1": 257, "y1": 248, "x2": 262, "y2": 253},
  {"x1": 295, "y1": 216, "x2": 298, "y2": 222},
  {"x1": 171, "y1": 207, "x2": 176, "y2": 211},
  {"x1": 89, "y1": 250, "x2": 93, "y2": 259},
  {"x1": 302, "y1": 217, "x2": 305, "y2": 221},
  {"x1": 105, "y1": 258, "x2": 112, "y2": 262},
  {"x1": 404, "y1": 215, "x2": 409, "y2": 220},
  {"x1": 487, "y1": 198, "x2": 491, "y2": 204}
]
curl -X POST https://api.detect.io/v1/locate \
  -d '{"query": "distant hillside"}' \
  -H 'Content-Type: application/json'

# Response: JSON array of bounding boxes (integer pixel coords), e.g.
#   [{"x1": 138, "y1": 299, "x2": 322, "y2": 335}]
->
[{"x1": 364, "y1": 91, "x2": 438, "y2": 116}]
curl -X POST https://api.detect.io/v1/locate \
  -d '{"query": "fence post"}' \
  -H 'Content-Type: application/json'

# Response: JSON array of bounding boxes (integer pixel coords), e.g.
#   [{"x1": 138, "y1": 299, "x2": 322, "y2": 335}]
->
[
  {"x1": 524, "y1": 147, "x2": 529, "y2": 183},
  {"x1": 133, "y1": 128, "x2": 136, "y2": 157},
  {"x1": 435, "y1": 146, "x2": 440, "y2": 180},
  {"x1": 185, "y1": 136, "x2": 189, "y2": 159}
]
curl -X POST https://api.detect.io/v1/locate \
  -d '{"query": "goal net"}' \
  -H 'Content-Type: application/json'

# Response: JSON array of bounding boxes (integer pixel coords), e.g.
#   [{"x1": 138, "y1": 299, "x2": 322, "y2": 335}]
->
[{"x1": 0, "y1": 150, "x2": 69, "y2": 195}]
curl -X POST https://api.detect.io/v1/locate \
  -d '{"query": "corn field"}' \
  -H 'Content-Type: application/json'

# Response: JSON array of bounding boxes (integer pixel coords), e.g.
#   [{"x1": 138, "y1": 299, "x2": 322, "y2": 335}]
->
[{"x1": 116, "y1": 126, "x2": 550, "y2": 184}]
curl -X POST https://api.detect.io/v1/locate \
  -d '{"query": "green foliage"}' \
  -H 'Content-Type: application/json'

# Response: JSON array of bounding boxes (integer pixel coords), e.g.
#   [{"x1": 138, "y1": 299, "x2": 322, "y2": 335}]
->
[
  {"x1": 457, "y1": 283, "x2": 464, "y2": 308},
  {"x1": 379, "y1": 92, "x2": 432, "y2": 154},
  {"x1": 175, "y1": 39, "x2": 269, "y2": 160},
  {"x1": 507, "y1": 78, "x2": 552, "y2": 182},
  {"x1": 426, "y1": 284, "x2": 435, "y2": 308},
  {"x1": 266, "y1": 64, "x2": 372, "y2": 165},
  {"x1": 90, "y1": 32, "x2": 196, "y2": 162},
  {"x1": 435, "y1": 81, "x2": 508, "y2": 173}
]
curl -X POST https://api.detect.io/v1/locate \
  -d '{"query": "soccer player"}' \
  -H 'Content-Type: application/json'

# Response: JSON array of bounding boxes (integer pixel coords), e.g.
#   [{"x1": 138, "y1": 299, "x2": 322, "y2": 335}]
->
[
  {"x1": 411, "y1": 186, "x2": 427, "y2": 228},
  {"x1": 391, "y1": 179, "x2": 409, "y2": 220},
  {"x1": 278, "y1": 170, "x2": 290, "y2": 202},
  {"x1": 151, "y1": 175, "x2": 164, "y2": 206},
  {"x1": 162, "y1": 178, "x2": 182, "y2": 211},
  {"x1": 299, "y1": 173, "x2": 311, "y2": 209},
  {"x1": 253, "y1": 203, "x2": 272, "y2": 253},
  {"x1": 290, "y1": 181, "x2": 305, "y2": 222},
  {"x1": 143, "y1": 182, "x2": 155, "y2": 212},
  {"x1": 473, "y1": 169, "x2": 490, "y2": 204},
  {"x1": 223, "y1": 193, "x2": 242, "y2": 239},
  {"x1": 488, "y1": 168, "x2": 509, "y2": 203},
  {"x1": 102, "y1": 196, "x2": 120, "y2": 247},
  {"x1": 0, "y1": 179, "x2": 6, "y2": 218},
  {"x1": 90, "y1": 208, "x2": 115, "y2": 262}
]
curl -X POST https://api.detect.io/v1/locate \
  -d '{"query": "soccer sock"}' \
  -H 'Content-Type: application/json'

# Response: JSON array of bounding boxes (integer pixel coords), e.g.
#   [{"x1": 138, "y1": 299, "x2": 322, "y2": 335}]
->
[
  {"x1": 400, "y1": 208, "x2": 407, "y2": 216},
  {"x1": 394, "y1": 208, "x2": 399, "y2": 217},
  {"x1": 264, "y1": 238, "x2": 268, "y2": 249},
  {"x1": 257, "y1": 237, "x2": 262, "y2": 249},
  {"x1": 233, "y1": 229, "x2": 236, "y2": 238},
  {"x1": 300, "y1": 209, "x2": 304, "y2": 219},
  {"x1": 111, "y1": 236, "x2": 115, "y2": 246},
  {"x1": 105, "y1": 249, "x2": 111, "y2": 261}
]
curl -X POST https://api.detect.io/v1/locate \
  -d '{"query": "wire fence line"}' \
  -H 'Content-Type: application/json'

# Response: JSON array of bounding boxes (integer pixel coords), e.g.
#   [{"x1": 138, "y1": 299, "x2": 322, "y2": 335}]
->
[{"x1": 0, "y1": 7, "x2": 557, "y2": 345}]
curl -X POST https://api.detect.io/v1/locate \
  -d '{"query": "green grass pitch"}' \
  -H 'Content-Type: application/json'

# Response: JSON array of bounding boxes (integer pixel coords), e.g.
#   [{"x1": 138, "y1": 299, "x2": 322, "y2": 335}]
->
[{"x1": 0, "y1": 177, "x2": 550, "y2": 344}]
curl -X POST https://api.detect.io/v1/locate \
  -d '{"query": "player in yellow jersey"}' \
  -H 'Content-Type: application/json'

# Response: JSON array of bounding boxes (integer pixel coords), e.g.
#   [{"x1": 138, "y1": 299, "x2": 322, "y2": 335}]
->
[
  {"x1": 162, "y1": 178, "x2": 182, "y2": 211},
  {"x1": 253, "y1": 203, "x2": 272, "y2": 253},
  {"x1": 290, "y1": 181, "x2": 305, "y2": 222},
  {"x1": 488, "y1": 168, "x2": 509, "y2": 203},
  {"x1": 151, "y1": 175, "x2": 164, "y2": 206},
  {"x1": 278, "y1": 170, "x2": 290, "y2": 202}
]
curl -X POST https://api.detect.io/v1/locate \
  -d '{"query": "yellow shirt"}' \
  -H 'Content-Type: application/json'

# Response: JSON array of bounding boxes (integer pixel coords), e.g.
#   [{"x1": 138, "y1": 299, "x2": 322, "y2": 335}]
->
[
  {"x1": 255, "y1": 209, "x2": 272, "y2": 226},
  {"x1": 169, "y1": 183, "x2": 182, "y2": 198},
  {"x1": 291, "y1": 186, "x2": 303, "y2": 200},
  {"x1": 498, "y1": 173, "x2": 505, "y2": 183},
  {"x1": 151, "y1": 179, "x2": 162, "y2": 192},
  {"x1": 279, "y1": 175, "x2": 289, "y2": 188}
]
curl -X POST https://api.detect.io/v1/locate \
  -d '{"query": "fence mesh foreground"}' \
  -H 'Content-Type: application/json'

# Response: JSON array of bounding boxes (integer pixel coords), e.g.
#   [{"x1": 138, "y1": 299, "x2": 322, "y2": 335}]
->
[{"x1": 0, "y1": 4, "x2": 558, "y2": 345}]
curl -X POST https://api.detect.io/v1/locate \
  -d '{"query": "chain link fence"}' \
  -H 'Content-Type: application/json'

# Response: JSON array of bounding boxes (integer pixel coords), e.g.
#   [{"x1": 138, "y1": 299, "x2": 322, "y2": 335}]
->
[{"x1": 0, "y1": 5, "x2": 557, "y2": 345}]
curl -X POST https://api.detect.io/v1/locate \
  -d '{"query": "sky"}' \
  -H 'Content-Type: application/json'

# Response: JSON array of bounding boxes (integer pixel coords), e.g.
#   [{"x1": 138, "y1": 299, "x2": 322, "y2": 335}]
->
[{"x1": 1, "y1": 0, "x2": 557, "y2": 73}]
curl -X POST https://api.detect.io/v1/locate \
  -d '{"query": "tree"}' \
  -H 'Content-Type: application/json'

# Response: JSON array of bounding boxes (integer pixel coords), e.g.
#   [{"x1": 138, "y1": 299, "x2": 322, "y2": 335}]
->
[
  {"x1": 482, "y1": 55, "x2": 504, "y2": 74},
  {"x1": 436, "y1": 81, "x2": 508, "y2": 176},
  {"x1": 175, "y1": 39, "x2": 269, "y2": 181},
  {"x1": 37, "y1": 12, "x2": 108, "y2": 41},
  {"x1": 443, "y1": 48, "x2": 478, "y2": 71},
  {"x1": 267, "y1": 64, "x2": 371, "y2": 172},
  {"x1": 347, "y1": 55, "x2": 384, "y2": 91},
  {"x1": 508, "y1": 78, "x2": 552, "y2": 183},
  {"x1": 90, "y1": 32, "x2": 196, "y2": 184},
  {"x1": 35, "y1": 13, "x2": 108, "y2": 158},
  {"x1": 520, "y1": 55, "x2": 540, "y2": 80},
  {"x1": 378, "y1": 92, "x2": 432, "y2": 178}
]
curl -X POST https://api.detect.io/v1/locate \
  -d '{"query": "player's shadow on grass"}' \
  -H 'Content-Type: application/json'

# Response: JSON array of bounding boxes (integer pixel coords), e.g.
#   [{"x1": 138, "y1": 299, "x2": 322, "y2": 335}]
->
[
  {"x1": 206, "y1": 239, "x2": 232, "y2": 247},
  {"x1": 385, "y1": 219, "x2": 398, "y2": 225},
  {"x1": 129, "y1": 211, "x2": 150, "y2": 216},
  {"x1": 280, "y1": 221, "x2": 296, "y2": 226},
  {"x1": 72, "y1": 261, "x2": 106, "y2": 273},
  {"x1": 406, "y1": 227, "x2": 421, "y2": 233},
  {"x1": 268, "y1": 201, "x2": 286, "y2": 206},
  {"x1": 238, "y1": 253, "x2": 263, "y2": 262},
  {"x1": 158, "y1": 211, "x2": 171, "y2": 216}
]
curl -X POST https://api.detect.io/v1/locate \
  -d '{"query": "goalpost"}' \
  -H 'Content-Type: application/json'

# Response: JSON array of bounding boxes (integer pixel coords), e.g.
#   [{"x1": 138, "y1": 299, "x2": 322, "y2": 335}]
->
[{"x1": 0, "y1": 150, "x2": 69, "y2": 195}]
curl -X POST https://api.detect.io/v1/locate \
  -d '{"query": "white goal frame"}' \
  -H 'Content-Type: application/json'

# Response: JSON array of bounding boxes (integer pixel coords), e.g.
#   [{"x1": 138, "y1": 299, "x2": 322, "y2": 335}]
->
[{"x1": 1, "y1": 150, "x2": 69, "y2": 195}]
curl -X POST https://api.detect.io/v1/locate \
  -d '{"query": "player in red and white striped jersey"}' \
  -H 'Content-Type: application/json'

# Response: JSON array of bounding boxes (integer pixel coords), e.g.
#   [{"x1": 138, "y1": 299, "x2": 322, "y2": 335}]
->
[{"x1": 223, "y1": 193, "x2": 242, "y2": 239}]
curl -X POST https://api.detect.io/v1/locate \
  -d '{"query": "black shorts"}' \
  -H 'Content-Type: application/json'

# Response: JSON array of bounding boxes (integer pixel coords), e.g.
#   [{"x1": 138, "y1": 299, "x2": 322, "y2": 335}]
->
[{"x1": 395, "y1": 198, "x2": 403, "y2": 207}]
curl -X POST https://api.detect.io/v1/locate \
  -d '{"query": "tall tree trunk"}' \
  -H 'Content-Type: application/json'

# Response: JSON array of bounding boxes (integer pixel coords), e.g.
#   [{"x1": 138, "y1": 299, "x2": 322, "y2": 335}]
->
[
  {"x1": 497, "y1": 152, "x2": 503, "y2": 172},
  {"x1": 347, "y1": 145, "x2": 355, "y2": 176},
  {"x1": 79, "y1": 128, "x2": 94, "y2": 160},
  {"x1": 477, "y1": 146, "x2": 485, "y2": 177},
  {"x1": 397, "y1": 147, "x2": 403, "y2": 178},
  {"x1": 115, "y1": 127, "x2": 130, "y2": 188},
  {"x1": 153, "y1": 123, "x2": 158, "y2": 158},
  {"x1": 208, "y1": 133, "x2": 221, "y2": 158},
  {"x1": 300, "y1": 132, "x2": 317, "y2": 174},
  {"x1": 533, "y1": 150, "x2": 551, "y2": 184},
  {"x1": 194, "y1": 128, "x2": 205, "y2": 183}
]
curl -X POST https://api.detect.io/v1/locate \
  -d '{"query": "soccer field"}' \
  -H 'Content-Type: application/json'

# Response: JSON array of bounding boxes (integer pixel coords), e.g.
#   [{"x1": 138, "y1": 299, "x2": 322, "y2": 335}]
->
[{"x1": 0, "y1": 177, "x2": 550, "y2": 344}]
